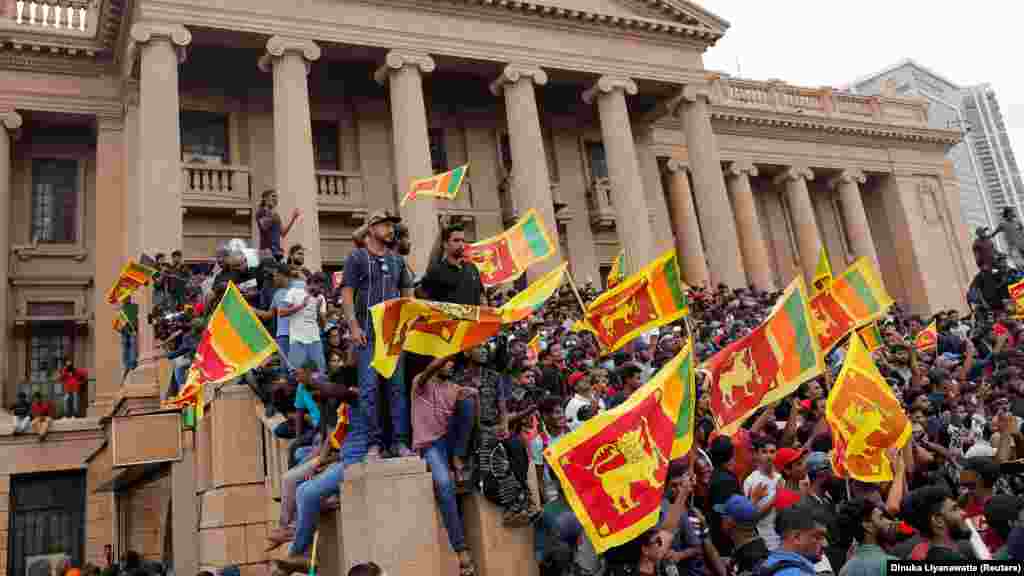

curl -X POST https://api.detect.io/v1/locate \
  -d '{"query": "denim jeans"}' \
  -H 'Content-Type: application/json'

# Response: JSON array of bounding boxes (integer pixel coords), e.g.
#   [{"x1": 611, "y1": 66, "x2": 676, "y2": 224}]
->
[
  {"x1": 63, "y1": 391, "x2": 81, "y2": 418},
  {"x1": 280, "y1": 450, "x2": 320, "y2": 527},
  {"x1": 420, "y1": 398, "x2": 475, "y2": 553},
  {"x1": 276, "y1": 335, "x2": 291, "y2": 364},
  {"x1": 288, "y1": 341, "x2": 325, "y2": 373},
  {"x1": 535, "y1": 498, "x2": 582, "y2": 561},
  {"x1": 356, "y1": 325, "x2": 408, "y2": 450},
  {"x1": 287, "y1": 405, "x2": 368, "y2": 556},
  {"x1": 121, "y1": 331, "x2": 138, "y2": 379}
]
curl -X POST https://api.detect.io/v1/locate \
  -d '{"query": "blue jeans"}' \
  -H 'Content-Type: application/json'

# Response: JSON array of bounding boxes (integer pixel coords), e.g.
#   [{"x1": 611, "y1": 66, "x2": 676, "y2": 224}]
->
[
  {"x1": 288, "y1": 405, "x2": 368, "y2": 556},
  {"x1": 535, "y1": 499, "x2": 582, "y2": 561},
  {"x1": 276, "y1": 335, "x2": 290, "y2": 364},
  {"x1": 63, "y1": 391, "x2": 81, "y2": 418},
  {"x1": 356, "y1": 326, "x2": 408, "y2": 450},
  {"x1": 121, "y1": 331, "x2": 137, "y2": 378},
  {"x1": 420, "y1": 398, "x2": 475, "y2": 553},
  {"x1": 289, "y1": 341, "x2": 325, "y2": 373}
]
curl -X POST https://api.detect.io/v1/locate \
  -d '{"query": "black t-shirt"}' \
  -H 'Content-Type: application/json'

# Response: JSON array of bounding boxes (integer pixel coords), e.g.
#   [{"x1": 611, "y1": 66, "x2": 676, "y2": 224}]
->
[
  {"x1": 733, "y1": 538, "x2": 769, "y2": 574},
  {"x1": 420, "y1": 258, "x2": 484, "y2": 306},
  {"x1": 925, "y1": 544, "x2": 966, "y2": 563},
  {"x1": 708, "y1": 468, "x2": 742, "y2": 556}
]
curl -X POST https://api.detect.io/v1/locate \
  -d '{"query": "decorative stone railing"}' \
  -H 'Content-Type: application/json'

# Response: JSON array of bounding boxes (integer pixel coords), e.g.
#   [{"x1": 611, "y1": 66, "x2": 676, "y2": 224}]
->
[
  {"x1": 710, "y1": 76, "x2": 930, "y2": 126},
  {"x1": 11, "y1": 0, "x2": 89, "y2": 31},
  {"x1": 181, "y1": 163, "x2": 252, "y2": 208},
  {"x1": 315, "y1": 170, "x2": 365, "y2": 213}
]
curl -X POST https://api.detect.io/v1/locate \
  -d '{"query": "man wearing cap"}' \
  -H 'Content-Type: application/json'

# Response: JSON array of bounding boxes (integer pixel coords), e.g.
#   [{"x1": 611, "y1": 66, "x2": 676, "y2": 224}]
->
[
  {"x1": 803, "y1": 451, "x2": 844, "y2": 573},
  {"x1": 772, "y1": 448, "x2": 807, "y2": 512},
  {"x1": 715, "y1": 494, "x2": 769, "y2": 574},
  {"x1": 564, "y1": 371, "x2": 605, "y2": 432},
  {"x1": 342, "y1": 210, "x2": 415, "y2": 460}
]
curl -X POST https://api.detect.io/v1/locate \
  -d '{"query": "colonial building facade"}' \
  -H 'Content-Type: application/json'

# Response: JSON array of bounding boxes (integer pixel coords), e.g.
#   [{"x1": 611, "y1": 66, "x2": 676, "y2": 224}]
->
[{"x1": 0, "y1": 0, "x2": 973, "y2": 572}]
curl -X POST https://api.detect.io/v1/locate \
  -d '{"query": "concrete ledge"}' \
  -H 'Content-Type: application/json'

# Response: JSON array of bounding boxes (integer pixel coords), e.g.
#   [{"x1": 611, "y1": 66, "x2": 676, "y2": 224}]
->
[
  {"x1": 319, "y1": 457, "x2": 458, "y2": 576},
  {"x1": 463, "y1": 494, "x2": 538, "y2": 576}
]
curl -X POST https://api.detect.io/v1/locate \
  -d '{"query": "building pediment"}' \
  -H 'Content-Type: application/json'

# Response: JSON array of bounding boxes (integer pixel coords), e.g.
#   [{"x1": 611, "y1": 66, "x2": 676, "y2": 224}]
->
[{"x1": 442, "y1": 0, "x2": 727, "y2": 45}]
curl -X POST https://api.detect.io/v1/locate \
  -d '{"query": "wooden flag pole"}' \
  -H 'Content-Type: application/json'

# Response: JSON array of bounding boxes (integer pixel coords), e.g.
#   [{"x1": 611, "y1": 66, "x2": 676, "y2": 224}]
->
[
  {"x1": 308, "y1": 531, "x2": 320, "y2": 576},
  {"x1": 565, "y1": 269, "x2": 588, "y2": 318}
]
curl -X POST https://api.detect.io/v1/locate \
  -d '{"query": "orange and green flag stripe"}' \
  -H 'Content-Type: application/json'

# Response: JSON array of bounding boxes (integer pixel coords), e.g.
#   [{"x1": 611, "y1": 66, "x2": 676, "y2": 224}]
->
[
  {"x1": 607, "y1": 250, "x2": 624, "y2": 289},
  {"x1": 647, "y1": 250, "x2": 688, "y2": 317},
  {"x1": 830, "y1": 258, "x2": 893, "y2": 322},
  {"x1": 402, "y1": 164, "x2": 469, "y2": 206},
  {"x1": 507, "y1": 209, "x2": 555, "y2": 269},
  {"x1": 206, "y1": 282, "x2": 277, "y2": 375},
  {"x1": 764, "y1": 283, "x2": 819, "y2": 381},
  {"x1": 858, "y1": 322, "x2": 883, "y2": 352},
  {"x1": 669, "y1": 338, "x2": 696, "y2": 459}
]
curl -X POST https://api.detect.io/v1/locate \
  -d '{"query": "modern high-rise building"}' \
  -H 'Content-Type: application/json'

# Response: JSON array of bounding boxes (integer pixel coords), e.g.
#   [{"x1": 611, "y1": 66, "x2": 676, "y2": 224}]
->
[
  {"x1": 962, "y1": 85, "x2": 1024, "y2": 222},
  {"x1": 851, "y1": 59, "x2": 1022, "y2": 240}
]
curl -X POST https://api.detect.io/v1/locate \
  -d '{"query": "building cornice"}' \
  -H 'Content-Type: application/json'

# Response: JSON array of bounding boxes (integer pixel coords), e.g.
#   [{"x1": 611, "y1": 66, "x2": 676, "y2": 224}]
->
[
  {"x1": 705, "y1": 107, "x2": 962, "y2": 146},
  {"x1": 0, "y1": 0, "x2": 128, "y2": 66}
]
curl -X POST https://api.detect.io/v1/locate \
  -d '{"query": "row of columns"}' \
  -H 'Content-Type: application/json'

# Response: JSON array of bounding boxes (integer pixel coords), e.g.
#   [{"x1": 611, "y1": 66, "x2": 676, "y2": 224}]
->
[{"x1": 664, "y1": 154, "x2": 880, "y2": 290}]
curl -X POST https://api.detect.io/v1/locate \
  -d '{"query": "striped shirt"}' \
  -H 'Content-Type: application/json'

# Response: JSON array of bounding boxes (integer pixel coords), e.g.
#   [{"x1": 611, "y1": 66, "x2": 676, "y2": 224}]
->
[{"x1": 341, "y1": 248, "x2": 413, "y2": 331}]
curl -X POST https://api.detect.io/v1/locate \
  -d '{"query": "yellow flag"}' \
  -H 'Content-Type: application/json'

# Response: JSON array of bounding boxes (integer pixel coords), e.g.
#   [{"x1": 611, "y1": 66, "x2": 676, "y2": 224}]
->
[{"x1": 812, "y1": 247, "x2": 832, "y2": 295}]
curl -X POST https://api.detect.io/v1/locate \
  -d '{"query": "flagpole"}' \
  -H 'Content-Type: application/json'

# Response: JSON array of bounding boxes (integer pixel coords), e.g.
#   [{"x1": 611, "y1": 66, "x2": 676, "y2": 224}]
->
[{"x1": 566, "y1": 269, "x2": 588, "y2": 317}]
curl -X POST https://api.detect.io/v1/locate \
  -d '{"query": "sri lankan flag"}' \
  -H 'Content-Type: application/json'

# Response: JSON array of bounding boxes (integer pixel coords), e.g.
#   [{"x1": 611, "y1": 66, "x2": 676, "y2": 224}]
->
[
  {"x1": 826, "y1": 334, "x2": 911, "y2": 482},
  {"x1": 371, "y1": 264, "x2": 567, "y2": 377},
  {"x1": 464, "y1": 209, "x2": 556, "y2": 286},
  {"x1": 1011, "y1": 279, "x2": 1024, "y2": 319},
  {"x1": 113, "y1": 302, "x2": 138, "y2": 334},
  {"x1": 914, "y1": 320, "x2": 938, "y2": 352},
  {"x1": 401, "y1": 163, "x2": 468, "y2": 206},
  {"x1": 810, "y1": 257, "x2": 893, "y2": 352},
  {"x1": 830, "y1": 257, "x2": 893, "y2": 325},
  {"x1": 165, "y1": 282, "x2": 278, "y2": 418},
  {"x1": 705, "y1": 277, "x2": 824, "y2": 435},
  {"x1": 857, "y1": 322, "x2": 883, "y2": 352},
  {"x1": 106, "y1": 260, "x2": 158, "y2": 304},
  {"x1": 329, "y1": 404, "x2": 352, "y2": 450},
  {"x1": 812, "y1": 247, "x2": 832, "y2": 295},
  {"x1": 527, "y1": 333, "x2": 542, "y2": 362},
  {"x1": 578, "y1": 250, "x2": 688, "y2": 355},
  {"x1": 544, "y1": 339, "x2": 695, "y2": 553},
  {"x1": 607, "y1": 250, "x2": 625, "y2": 290}
]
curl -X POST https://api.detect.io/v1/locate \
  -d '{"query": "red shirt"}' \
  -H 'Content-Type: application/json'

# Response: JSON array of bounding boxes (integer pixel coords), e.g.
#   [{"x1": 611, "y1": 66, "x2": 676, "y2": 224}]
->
[
  {"x1": 964, "y1": 497, "x2": 1004, "y2": 553},
  {"x1": 993, "y1": 323, "x2": 1016, "y2": 349},
  {"x1": 60, "y1": 368, "x2": 87, "y2": 394},
  {"x1": 31, "y1": 401, "x2": 52, "y2": 418}
]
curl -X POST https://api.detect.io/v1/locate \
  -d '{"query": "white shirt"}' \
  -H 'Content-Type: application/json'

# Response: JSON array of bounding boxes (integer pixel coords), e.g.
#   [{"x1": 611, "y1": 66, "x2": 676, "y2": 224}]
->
[
  {"x1": 565, "y1": 394, "x2": 605, "y2": 431},
  {"x1": 744, "y1": 468, "x2": 782, "y2": 551},
  {"x1": 285, "y1": 287, "x2": 321, "y2": 344}
]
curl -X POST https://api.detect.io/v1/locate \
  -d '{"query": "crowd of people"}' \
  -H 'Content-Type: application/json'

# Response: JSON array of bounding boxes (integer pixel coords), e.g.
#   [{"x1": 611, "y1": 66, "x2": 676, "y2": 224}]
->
[{"x1": 20, "y1": 182, "x2": 1024, "y2": 575}]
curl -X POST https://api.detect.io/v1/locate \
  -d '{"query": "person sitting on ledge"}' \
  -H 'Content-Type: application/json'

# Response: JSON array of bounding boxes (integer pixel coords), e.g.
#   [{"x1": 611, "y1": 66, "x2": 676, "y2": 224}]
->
[{"x1": 413, "y1": 354, "x2": 480, "y2": 576}]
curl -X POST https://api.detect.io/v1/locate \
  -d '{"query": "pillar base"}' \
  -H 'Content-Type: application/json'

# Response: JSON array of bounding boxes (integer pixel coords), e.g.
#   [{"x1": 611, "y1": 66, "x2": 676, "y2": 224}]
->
[
  {"x1": 463, "y1": 494, "x2": 539, "y2": 576},
  {"x1": 319, "y1": 458, "x2": 458, "y2": 576}
]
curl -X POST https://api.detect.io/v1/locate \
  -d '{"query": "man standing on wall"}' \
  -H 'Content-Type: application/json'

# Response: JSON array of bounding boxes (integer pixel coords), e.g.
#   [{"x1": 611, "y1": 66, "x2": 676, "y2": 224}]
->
[{"x1": 342, "y1": 211, "x2": 415, "y2": 460}]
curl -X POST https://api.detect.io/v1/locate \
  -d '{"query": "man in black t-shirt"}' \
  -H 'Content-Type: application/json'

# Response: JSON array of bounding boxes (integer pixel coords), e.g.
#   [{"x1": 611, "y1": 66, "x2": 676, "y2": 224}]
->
[
  {"x1": 714, "y1": 494, "x2": 769, "y2": 574},
  {"x1": 419, "y1": 221, "x2": 485, "y2": 306},
  {"x1": 708, "y1": 435, "x2": 742, "y2": 557}
]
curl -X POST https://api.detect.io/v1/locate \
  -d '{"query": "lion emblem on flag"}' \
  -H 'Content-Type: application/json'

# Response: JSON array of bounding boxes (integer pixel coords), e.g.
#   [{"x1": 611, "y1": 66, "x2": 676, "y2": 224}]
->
[{"x1": 585, "y1": 417, "x2": 667, "y2": 514}]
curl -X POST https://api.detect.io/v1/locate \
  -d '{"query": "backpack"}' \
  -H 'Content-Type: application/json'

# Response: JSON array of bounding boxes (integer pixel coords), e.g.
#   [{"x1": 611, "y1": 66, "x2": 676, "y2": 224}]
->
[{"x1": 753, "y1": 559, "x2": 815, "y2": 576}]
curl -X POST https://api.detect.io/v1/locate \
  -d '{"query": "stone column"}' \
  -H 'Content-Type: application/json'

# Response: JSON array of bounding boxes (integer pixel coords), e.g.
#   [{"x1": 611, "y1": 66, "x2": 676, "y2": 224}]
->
[
  {"x1": 375, "y1": 50, "x2": 438, "y2": 276},
  {"x1": 129, "y1": 22, "x2": 190, "y2": 256},
  {"x1": 258, "y1": 37, "x2": 323, "y2": 271},
  {"x1": 92, "y1": 116, "x2": 125, "y2": 415},
  {"x1": 676, "y1": 86, "x2": 746, "y2": 288},
  {"x1": 775, "y1": 166, "x2": 822, "y2": 285},
  {"x1": 725, "y1": 160, "x2": 775, "y2": 291},
  {"x1": 663, "y1": 160, "x2": 709, "y2": 287},
  {"x1": 829, "y1": 169, "x2": 879, "y2": 269},
  {"x1": 491, "y1": 65, "x2": 561, "y2": 277},
  {"x1": 582, "y1": 76, "x2": 653, "y2": 275},
  {"x1": 0, "y1": 111, "x2": 21, "y2": 398}
]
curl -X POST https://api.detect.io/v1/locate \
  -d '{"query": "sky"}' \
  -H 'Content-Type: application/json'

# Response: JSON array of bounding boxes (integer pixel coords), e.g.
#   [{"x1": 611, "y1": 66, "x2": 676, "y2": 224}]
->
[{"x1": 694, "y1": 0, "x2": 1022, "y2": 158}]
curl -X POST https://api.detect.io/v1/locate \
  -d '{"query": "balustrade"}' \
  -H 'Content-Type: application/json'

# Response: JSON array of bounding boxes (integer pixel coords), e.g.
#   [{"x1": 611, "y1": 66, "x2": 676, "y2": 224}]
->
[
  {"x1": 12, "y1": 0, "x2": 88, "y2": 31},
  {"x1": 712, "y1": 76, "x2": 929, "y2": 126},
  {"x1": 181, "y1": 163, "x2": 252, "y2": 208},
  {"x1": 315, "y1": 170, "x2": 365, "y2": 212}
]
